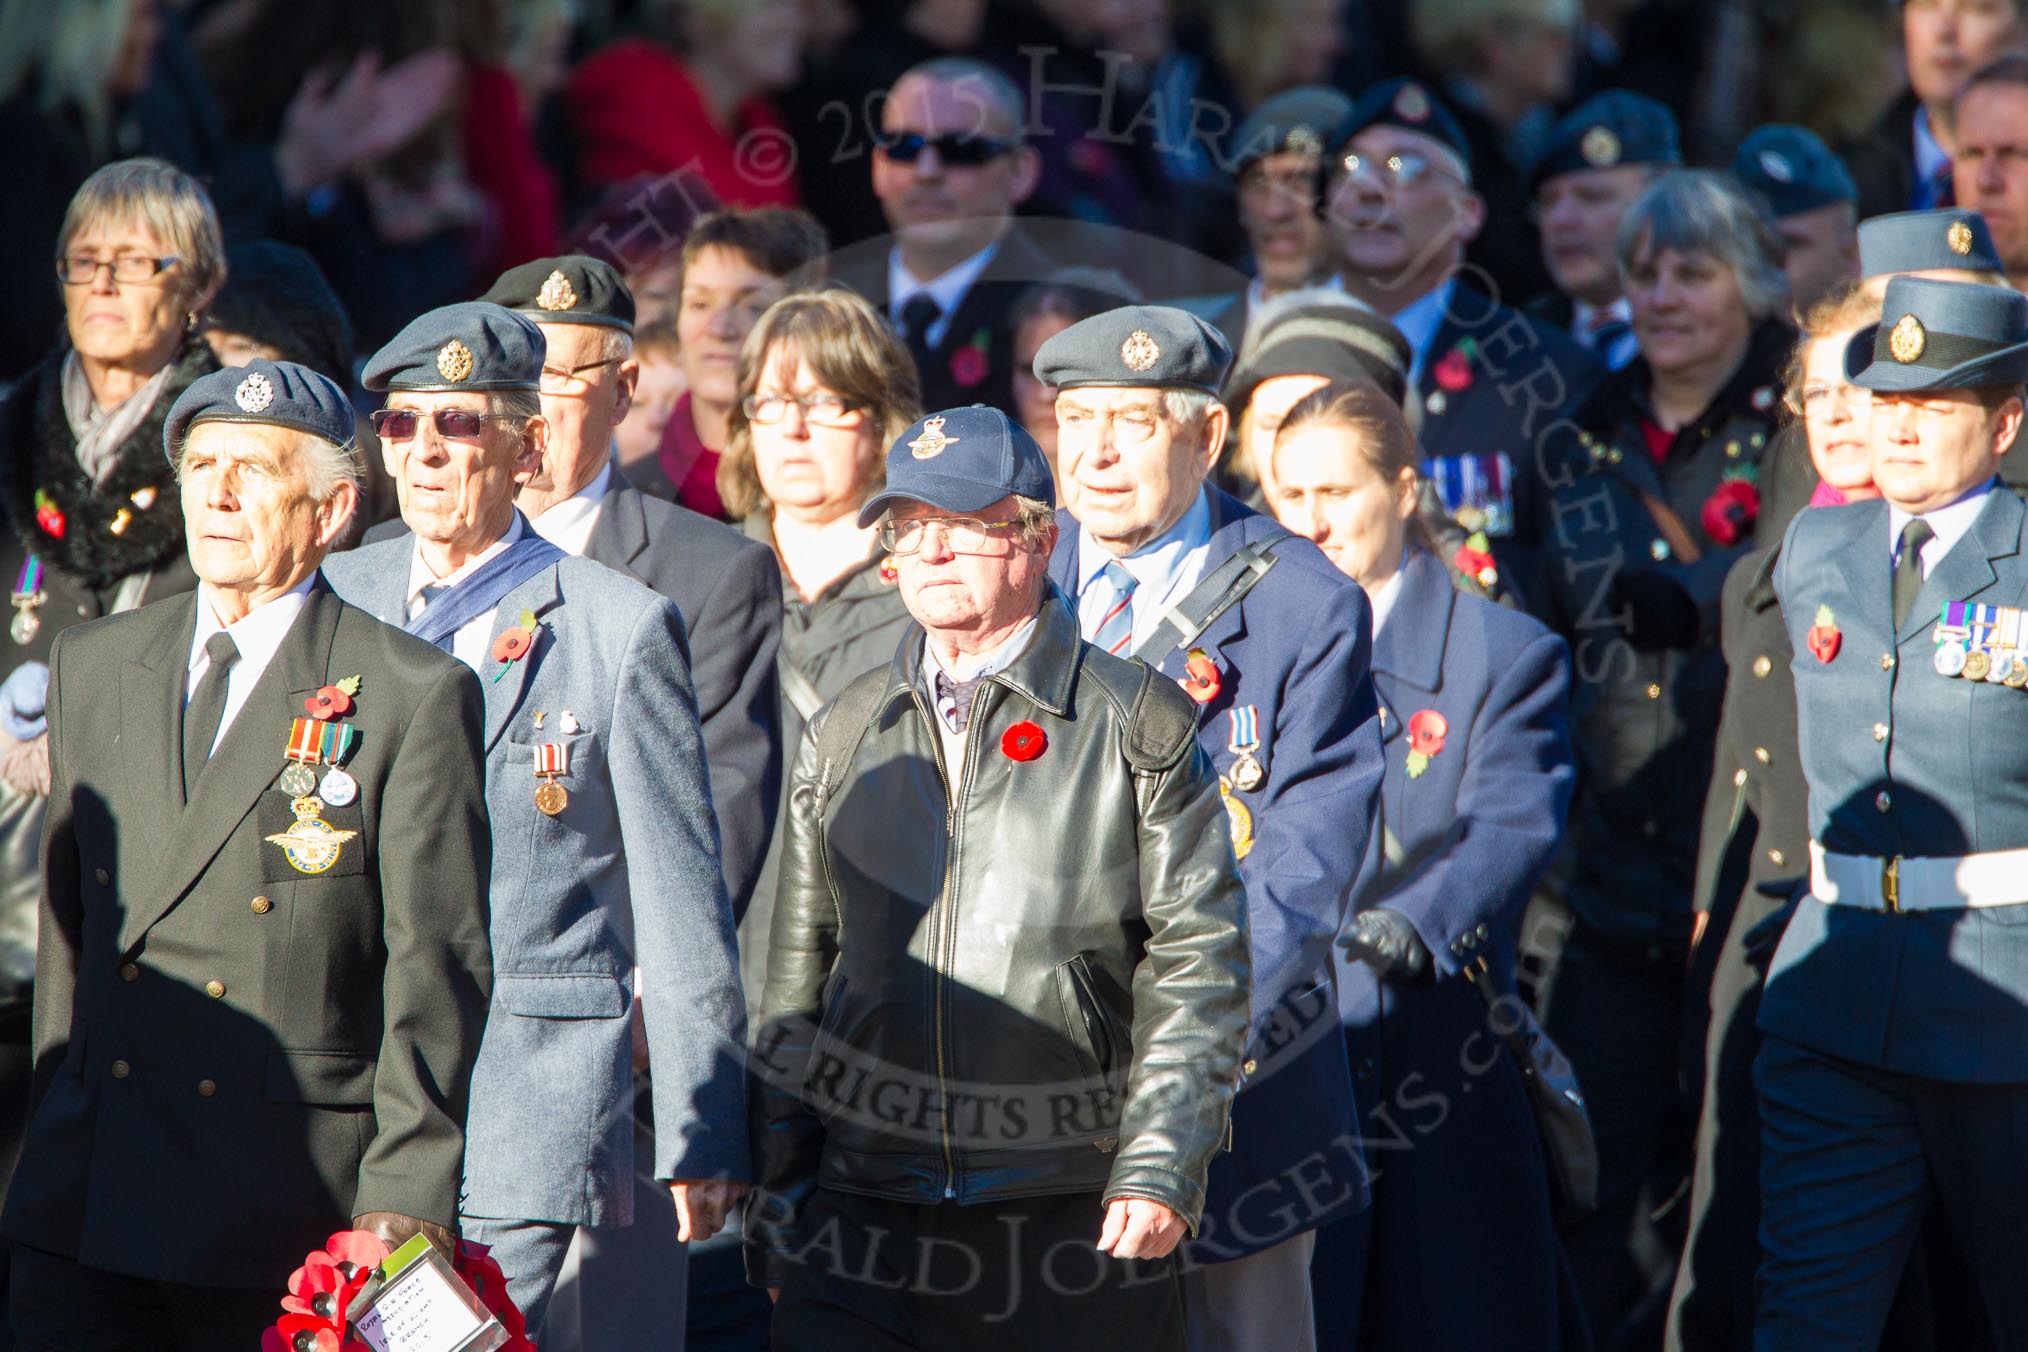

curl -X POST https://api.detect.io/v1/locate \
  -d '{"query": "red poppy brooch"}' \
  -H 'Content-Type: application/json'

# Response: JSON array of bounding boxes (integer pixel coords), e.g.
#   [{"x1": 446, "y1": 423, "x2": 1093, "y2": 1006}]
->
[
  {"x1": 949, "y1": 326, "x2": 991, "y2": 389},
  {"x1": 1405, "y1": 709, "x2": 1449, "y2": 779},
  {"x1": 304, "y1": 675, "x2": 361, "y2": 721},
  {"x1": 491, "y1": 608, "x2": 542, "y2": 682},
  {"x1": 1178, "y1": 647, "x2": 1221, "y2": 703},
  {"x1": 1701, "y1": 477, "x2": 1760, "y2": 547},
  {"x1": 1002, "y1": 720, "x2": 1047, "y2": 761}
]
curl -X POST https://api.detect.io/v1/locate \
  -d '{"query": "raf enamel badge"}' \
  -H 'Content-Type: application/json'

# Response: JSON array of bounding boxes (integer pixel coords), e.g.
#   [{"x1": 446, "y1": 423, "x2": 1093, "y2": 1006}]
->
[
  {"x1": 908, "y1": 415, "x2": 959, "y2": 459},
  {"x1": 266, "y1": 796, "x2": 358, "y2": 874}
]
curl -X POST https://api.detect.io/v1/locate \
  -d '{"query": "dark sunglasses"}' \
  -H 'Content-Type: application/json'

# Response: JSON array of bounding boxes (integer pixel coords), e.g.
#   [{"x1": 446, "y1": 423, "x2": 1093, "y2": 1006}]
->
[
  {"x1": 369, "y1": 408, "x2": 518, "y2": 441},
  {"x1": 878, "y1": 132, "x2": 1017, "y2": 167}
]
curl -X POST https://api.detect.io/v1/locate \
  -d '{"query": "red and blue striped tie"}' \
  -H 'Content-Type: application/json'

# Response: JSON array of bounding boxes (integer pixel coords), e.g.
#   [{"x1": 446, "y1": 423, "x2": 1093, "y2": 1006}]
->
[{"x1": 1092, "y1": 560, "x2": 1138, "y2": 656}]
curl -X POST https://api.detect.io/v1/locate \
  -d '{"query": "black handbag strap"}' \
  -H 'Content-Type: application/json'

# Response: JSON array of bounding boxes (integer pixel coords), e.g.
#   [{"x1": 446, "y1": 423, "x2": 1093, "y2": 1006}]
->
[{"x1": 1135, "y1": 542, "x2": 1279, "y2": 667}]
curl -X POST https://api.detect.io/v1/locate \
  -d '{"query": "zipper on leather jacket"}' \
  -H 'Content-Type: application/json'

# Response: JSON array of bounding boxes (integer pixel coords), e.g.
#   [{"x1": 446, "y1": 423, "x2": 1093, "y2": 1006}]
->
[{"x1": 911, "y1": 688, "x2": 978, "y2": 1200}]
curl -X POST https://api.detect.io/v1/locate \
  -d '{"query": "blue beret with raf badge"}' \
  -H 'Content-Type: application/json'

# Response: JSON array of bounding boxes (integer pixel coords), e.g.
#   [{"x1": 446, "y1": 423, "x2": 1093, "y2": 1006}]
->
[
  {"x1": 163, "y1": 358, "x2": 356, "y2": 465},
  {"x1": 1846, "y1": 275, "x2": 2028, "y2": 392},
  {"x1": 1530, "y1": 89, "x2": 1681, "y2": 192},
  {"x1": 1332, "y1": 78, "x2": 1473, "y2": 179},
  {"x1": 1031, "y1": 304, "x2": 1235, "y2": 393},
  {"x1": 1733, "y1": 124, "x2": 1857, "y2": 219},
  {"x1": 362, "y1": 301, "x2": 546, "y2": 392},
  {"x1": 857, "y1": 405, "x2": 1057, "y2": 527},
  {"x1": 1858, "y1": 208, "x2": 2005, "y2": 279}
]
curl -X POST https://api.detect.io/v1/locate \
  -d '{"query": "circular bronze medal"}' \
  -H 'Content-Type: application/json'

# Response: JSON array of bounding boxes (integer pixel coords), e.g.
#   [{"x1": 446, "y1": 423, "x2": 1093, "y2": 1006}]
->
[
  {"x1": 278, "y1": 763, "x2": 318, "y2": 796},
  {"x1": 2006, "y1": 659, "x2": 2028, "y2": 689},
  {"x1": 1964, "y1": 649, "x2": 1993, "y2": 682},
  {"x1": 534, "y1": 780, "x2": 568, "y2": 816}
]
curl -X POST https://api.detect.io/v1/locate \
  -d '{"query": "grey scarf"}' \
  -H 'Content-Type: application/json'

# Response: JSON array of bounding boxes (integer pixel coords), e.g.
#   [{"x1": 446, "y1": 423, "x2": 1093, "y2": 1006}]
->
[{"x1": 60, "y1": 349, "x2": 176, "y2": 484}]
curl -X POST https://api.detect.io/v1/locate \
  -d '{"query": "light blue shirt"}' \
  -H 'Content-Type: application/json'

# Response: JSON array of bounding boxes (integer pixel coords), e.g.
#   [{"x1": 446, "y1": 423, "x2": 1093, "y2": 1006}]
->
[
  {"x1": 1075, "y1": 487, "x2": 1215, "y2": 654},
  {"x1": 1912, "y1": 105, "x2": 1951, "y2": 210},
  {"x1": 1889, "y1": 477, "x2": 1997, "y2": 579},
  {"x1": 1390, "y1": 278, "x2": 1458, "y2": 388}
]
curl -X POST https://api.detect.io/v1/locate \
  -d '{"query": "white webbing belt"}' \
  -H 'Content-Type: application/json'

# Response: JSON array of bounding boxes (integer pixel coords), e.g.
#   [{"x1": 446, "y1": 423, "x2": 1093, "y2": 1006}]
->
[{"x1": 1810, "y1": 840, "x2": 2028, "y2": 912}]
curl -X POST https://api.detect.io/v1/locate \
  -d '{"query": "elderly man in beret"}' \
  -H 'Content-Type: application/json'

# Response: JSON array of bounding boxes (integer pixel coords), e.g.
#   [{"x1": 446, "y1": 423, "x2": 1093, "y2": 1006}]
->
[
  {"x1": 1530, "y1": 89, "x2": 1683, "y2": 372},
  {"x1": 1734, "y1": 125, "x2": 1862, "y2": 312},
  {"x1": 319, "y1": 302, "x2": 748, "y2": 1339},
  {"x1": 1755, "y1": 276, "x2": 2028, "y2": 1348},
  {"x1": 1036, "y1": 304, "x2": 1384, "y2": 1352},
  {"x1": 746, "y1": 404, "x2": 1250, "y2": 1350},
  {"x1": 1, "y1": 359, "x2": 493, "y2": 1349}
]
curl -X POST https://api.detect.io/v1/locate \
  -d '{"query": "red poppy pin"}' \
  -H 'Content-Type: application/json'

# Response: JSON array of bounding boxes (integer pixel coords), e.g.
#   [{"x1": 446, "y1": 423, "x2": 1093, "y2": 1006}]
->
[
  {"x1": 492, "y1": 608, "x2": 541, "y2": 682},
  {"x1": 1178, "y1": 647, "x2": 1221, "y2": 703},
  {"x1": 1701, "y1": 478, "x2": 1760, "y2": 547},
  {"x1": 1807, "y1": 604, "x2": 1841, "y2": 664},
  {"x1": 878, "y1": 555, "x2": 899, "y2": 585},
  {"x1": 1452, "y1": 531, "x2": 1498, "y2": 589},
  {"x1": 1405, "y1": 709, "x2": 1449, "y2": 779},
  {"x1": 1433, "y1": 344, "x2": 1474, "y2": 393},
  {"x1": 303, "y1": 674, "x2": 361, "y2": 721},
  {"x1": 949, "y1": 327, "x2": 991, "y2": 389},
  {"x1": 1002, "y1": 720, "x2": 1047, "y2": 762},
  {"x1": 32, "y1": 490, "x2": 63, "y2": 539}
]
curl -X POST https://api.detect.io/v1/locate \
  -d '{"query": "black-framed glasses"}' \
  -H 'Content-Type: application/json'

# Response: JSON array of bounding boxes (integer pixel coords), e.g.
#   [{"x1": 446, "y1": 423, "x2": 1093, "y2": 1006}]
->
[
  {"x1": 879, "y1": 515, "x2": 1023, "y2": 556},
  {"x1": 57, "y1": 253, "x2": 180, "y2": 285},
  {"x1": 370, "y1": 408, "x2": 518, "y2": 441},
  {"x1": 878, "y1": 132, "x2": 1018, "y2": 167},
  {"x1": 539, "y1": 357, "x2": 624, "y2": 394},
  {"x1": 742, "y1": 392, "x2": 862, "y2": 427}
]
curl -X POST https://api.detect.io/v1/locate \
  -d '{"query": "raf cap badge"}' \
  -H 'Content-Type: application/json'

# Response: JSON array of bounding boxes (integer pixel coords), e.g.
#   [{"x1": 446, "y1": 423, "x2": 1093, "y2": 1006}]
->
[
  {"x1": 1950, "y1": 220, "x2": 1975, "y2": 256},
  {"x1": 1393, "y1": 83, "x2": 1430, "y2": 124},
  {"x1": 1757, "y1": 150, "x2": 1795, "y2": 184},
  {"x1": 908, "y1": 415, "x2": 959, "y2": 460},
  {"x1": 437, "y1": 338, "x2": 475, "y2": 384},
  {"x1": 1285, "y1": 124, "x2": 1323, "y2": 156},
  {"x1": 537, "y1": 269, "x2": 578, "y2": 311},
  {"x1": 1121, "y1": 329, "x2": 1161, "y2": 373},
  {"x1": 1889, "y1": 314, "x2": 1927, "y2": 364},
  {"x1": 1580, "y1": 126, "x2": 1621, "y2": 168},
  {"x1": 234, "y1": 371, "x2": 274, "y2": 414}
]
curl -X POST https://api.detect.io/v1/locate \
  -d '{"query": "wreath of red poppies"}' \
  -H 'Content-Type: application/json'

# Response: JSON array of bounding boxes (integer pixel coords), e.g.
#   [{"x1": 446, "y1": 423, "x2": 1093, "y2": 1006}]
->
[{"x1": 263, "y1": 1230, "x2": 533, "y2": 1351}]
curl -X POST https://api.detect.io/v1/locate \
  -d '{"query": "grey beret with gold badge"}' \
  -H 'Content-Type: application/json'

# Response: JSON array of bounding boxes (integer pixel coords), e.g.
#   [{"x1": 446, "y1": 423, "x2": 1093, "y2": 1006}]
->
[
  {"x1": 1031, "y1": 304, "x2": 1235, "y2": 394},
  {"x1": 362, "y1": 301, "x2": 546, "y2": 392}
]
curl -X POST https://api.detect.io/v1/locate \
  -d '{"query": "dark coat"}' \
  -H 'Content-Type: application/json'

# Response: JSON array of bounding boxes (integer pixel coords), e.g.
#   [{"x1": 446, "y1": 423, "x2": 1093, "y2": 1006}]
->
[
  {"x1": 1, "y1": 584, "x2": 493, "y2": 1288},
  {"x1": 1536, "y1": 319, "x2": 1792, "y2": 947},
  {"x1": 831, "y1": 227, "x2": 1056, "y2": 416},
  {"x1": 1842, "y1": 89, "x2": 1922, "y2": 222},
  {"x1": 1048, "y1": 488, "x2": 1386, "y2": 1261},
  {"x1": 1328, "y1": 546, "x2": 1579, "y2": 1349}
]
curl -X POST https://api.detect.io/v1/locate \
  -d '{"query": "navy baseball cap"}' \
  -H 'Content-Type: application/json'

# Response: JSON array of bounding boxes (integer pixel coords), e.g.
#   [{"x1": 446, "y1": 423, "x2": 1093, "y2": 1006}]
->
[
  {"x1": 363, "y1": 302, "x2": 545, "y2": 392},
  {"x1": 856, "y1": 406, "x2": 1056, "y2": 526},
  {"x1": 164, "y1": 358, "x2": 355, "y2": 463}
]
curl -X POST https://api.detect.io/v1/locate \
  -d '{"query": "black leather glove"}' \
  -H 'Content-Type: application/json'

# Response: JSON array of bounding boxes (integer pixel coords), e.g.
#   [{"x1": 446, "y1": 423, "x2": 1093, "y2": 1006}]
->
[
  {"x1": 1608, "y1": 570, "x2": 1700, "y2": 653},
  {"x1": 1340, "y1": 908, "x2": 1432, "y2": 983}
]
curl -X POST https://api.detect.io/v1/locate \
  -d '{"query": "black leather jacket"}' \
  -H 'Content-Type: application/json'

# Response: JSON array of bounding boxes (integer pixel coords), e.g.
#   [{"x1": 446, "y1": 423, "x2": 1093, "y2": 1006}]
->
[{"x1": 745, "y1": 595, "x2": 1251, "y2": 1284}]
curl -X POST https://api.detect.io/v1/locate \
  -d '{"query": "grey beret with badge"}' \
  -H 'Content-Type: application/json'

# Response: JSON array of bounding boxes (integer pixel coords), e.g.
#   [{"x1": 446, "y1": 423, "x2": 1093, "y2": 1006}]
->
[
  {"x1": 857, "y1": 405, "x2": 1056, "y2": 527},
  {"x1": 1858, "y1": 209, "x2": 2004, "y2": 279},
  {"x1": 1229, "y1": 86, "x2": 1354, "y2": 175},
  {"x1": 1846, "y1": 275, "x2": 2028, "y2": 392},
  {"x1": 1032, "y1": 304, "x2": 1235, "y2": 394},
  {"x1": 1732, "y1": 124, "x2": 1856, "y2": 219},
  {"x1": 479, "y1": 254, "x2": 636, "y2": 332},
  {"x1": 1529, "y1": 89, "x2": 1681, "y2": 192},
  {"x1": 362, "y1": 301, "x2": 546, "y2": 392},
  {"x1": 164, "y1": 358, "x2": 356, "y2": 464}
]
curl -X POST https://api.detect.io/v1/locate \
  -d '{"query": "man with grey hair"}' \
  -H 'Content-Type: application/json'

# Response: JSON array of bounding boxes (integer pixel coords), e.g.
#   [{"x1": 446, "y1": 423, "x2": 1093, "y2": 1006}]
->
[
  {"x1": 320, "y1": 302, "x2": 749, "y2": 1341},
  {"x1": 2, "y1": 358, "x2": 494, "y2": 1349},
  {"x1": 836, "y1": 56, "x2": 1053, "y2": 413}
]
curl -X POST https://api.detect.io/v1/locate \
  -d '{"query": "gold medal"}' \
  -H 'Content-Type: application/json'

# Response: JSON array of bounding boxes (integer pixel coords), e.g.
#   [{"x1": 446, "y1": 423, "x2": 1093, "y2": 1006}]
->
[
  {"x1": 1220, "y1": 777, "x2": 1254, "y2": 861},
  {"x1": 2006, "y1": 659, "x2": 2028, "y2": 689},
  {"x1": 535, "y1": 780, "x2": 568, "y2": 816},
  {"x1": 1964, "y1": 649, "x2": 1993, "y2": 682}
]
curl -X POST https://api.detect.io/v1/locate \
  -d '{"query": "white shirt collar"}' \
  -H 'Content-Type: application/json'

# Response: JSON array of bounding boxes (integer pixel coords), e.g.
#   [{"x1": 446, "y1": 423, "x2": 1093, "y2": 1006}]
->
[
  {"x1": 888, "y1": 239, "x2": 1002, "y2": 345},
  {"x1": 1366, "y1": 556, "x2": 1409, "y2": 638},
  {"x1": 529, "y1": 460, "x2": 613, "y2": 555},
  {"x1": 406, "y1": 511, "x2": 526, "y2": 618},
  {"x1": 1572, "y1": 297, "x2": 1631, "y2": 334},
  {"x1": 1888, "y1": 477, "x2": 1997, "y2": 576},
  {"x1": 189, "y1": 574, "x2": 318, "y2": 679}
]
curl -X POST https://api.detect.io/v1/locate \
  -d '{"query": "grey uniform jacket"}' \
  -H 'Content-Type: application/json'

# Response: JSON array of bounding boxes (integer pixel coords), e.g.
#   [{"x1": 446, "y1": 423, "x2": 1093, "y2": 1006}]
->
[
  {"x1": 322, "y1": 534, "x2": 751, "y2": 1225},
  {"x1": 0, "y1": 583, "x2": 493, "y2": 1288}
]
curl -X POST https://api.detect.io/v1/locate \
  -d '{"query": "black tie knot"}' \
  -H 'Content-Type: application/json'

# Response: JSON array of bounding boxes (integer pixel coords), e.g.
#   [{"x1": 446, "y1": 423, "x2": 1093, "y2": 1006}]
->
[
  {"x1": 900, "y1": 294, "x2": 942, "y2": 346},
  {"x1": 203, "y1": 631, "x2": 239, "y2": 672}
]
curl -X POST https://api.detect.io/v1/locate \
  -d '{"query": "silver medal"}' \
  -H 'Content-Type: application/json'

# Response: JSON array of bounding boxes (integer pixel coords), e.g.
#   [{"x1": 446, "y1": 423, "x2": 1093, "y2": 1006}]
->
[
  {"x1": 317, "y1": 766, "x2": 358, "y2": 807},
  {"x1": 278, "y1": 763, "x2": 318, "y2": 796},
  {"x1": 1934, "y1": 640, "x2": 1968, "y2": 677},
  {"x1": 9, "y1": 608, "x2": 38, "y2": 645}
]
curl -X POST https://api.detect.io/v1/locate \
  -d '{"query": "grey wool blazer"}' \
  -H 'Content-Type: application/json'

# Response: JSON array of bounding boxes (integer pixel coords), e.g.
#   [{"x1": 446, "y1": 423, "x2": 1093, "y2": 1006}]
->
[
  {"x1": 1, "y1": 582, "x2": 493, "y2": 1290},
  {"x1": 322, "y1": 531, "x2": 751, "y2": 1226}
]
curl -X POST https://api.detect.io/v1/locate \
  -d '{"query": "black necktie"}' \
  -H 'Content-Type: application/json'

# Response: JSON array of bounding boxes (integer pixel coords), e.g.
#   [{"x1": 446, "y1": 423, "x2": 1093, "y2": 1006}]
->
[
  {"x1": 1893, "y1": 518, "x2": 1935, "y2": 630},
  {"x1": 183, "y1": 631, "x2": 240, "y2": 797},
  {"x1": 899, "y1": 294, "x2": 942, "y2": 371}
]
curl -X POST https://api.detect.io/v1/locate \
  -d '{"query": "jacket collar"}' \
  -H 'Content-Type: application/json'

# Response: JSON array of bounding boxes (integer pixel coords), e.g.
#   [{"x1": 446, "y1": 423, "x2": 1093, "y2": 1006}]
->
[
  {"x1": 584, "y1": 461, "x2": 649, "y2": 570},
  {"x1": 880, "y1": 586, "x2": 1083, "y2": 720},
  {"x1": 1370, "y1": 548, "x2": 1454, "y2": 693}
]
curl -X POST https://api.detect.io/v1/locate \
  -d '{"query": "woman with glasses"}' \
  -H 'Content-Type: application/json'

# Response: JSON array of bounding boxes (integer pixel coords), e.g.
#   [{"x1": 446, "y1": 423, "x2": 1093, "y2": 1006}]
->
[{"x1": 1266, "y1": 381, "x2": 1582, "y2": 1352}]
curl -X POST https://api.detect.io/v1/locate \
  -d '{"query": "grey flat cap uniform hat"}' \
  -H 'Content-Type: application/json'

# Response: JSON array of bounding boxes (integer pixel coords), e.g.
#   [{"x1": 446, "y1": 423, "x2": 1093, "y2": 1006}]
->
[
  {"x1": 1031, "y1": 305, "x2": 1235, "y2": 393},
  {"x1": 1229, "y1": 86, "x2": 1355, "y2": 173},
  {"x1": 1846, "y1": 276, "x2": 2028, "y2": 392},
  {"x1": 1858, "y1": 209, "x2": 2004, "y2": 279},
  {"x1": 480, "y1": 254, "x2": 636, "y2": 332},
  {"x1": 362, "y1": 302, "x2": 546, "y2": 392},
  {"x1": 1226, "y1": 296, "x2": 1413, "y2": 409},
  {"x1": 1732, "y1": 124, "x2": 1856, "y2": 218},
  {"x1": 856, "y1": 406, "x2": 1057, "y2": 527},
  {"x1": 1530, "y1": 89, "x2": 1681, "y2": 191},
  {"x1": 164, "y1": 358, "x2": 355, "y2": 463}
]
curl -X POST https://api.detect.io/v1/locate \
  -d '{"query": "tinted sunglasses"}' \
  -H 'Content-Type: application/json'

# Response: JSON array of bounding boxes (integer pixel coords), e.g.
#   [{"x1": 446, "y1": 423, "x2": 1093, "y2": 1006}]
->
[
  {"x1": 369, "y1": 408, "x2": 517, "y2": 440},
  {"x1": 879, "y1": 132, "x2": 1017, "y2": 167}
]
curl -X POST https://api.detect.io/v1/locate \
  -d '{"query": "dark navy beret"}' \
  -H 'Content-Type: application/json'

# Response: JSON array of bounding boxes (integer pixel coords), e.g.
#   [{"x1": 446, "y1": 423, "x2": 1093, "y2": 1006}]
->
[
  {"x1": 479, "y1": 254, "x2": 636, "y2": 332},
  {"x1": 1530, "y1": 90, "x2": 1680, "y2": 191},
  {"x1": 164, "y1": 358, "x2": 355, "y2": 463},
  {"x1": 1858, "y1": 208, "x2": 2005, "y2": 279},
  {"x1": 1229, "y1": 86, "x2": 1354, "y2": 174},
  {"x1": 1732, "y1": 125, "x2": 1856, "y2": 218},
  {"x1": 362, "y1": 302, "x2": 545, "y2": 392},
  {"x1": 1848, "y1": 275, "x2": 2028, "y2": 392},
  {"x1": 857, "y1": 406, "x2": 1056, "y2": 526},
  {"x1": 1031, "y1": 304, "x2": 1234, "y2": 394},
  {"x1": 1333, "y1": 79, "x2": 1472, "y2": 179}
]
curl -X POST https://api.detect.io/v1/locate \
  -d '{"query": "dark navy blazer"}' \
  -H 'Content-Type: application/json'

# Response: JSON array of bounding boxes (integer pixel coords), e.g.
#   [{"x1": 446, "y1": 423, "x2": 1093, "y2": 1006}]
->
[{"x1": 1050, "y1": 487, "x2": 1385, "y2": 1260}]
